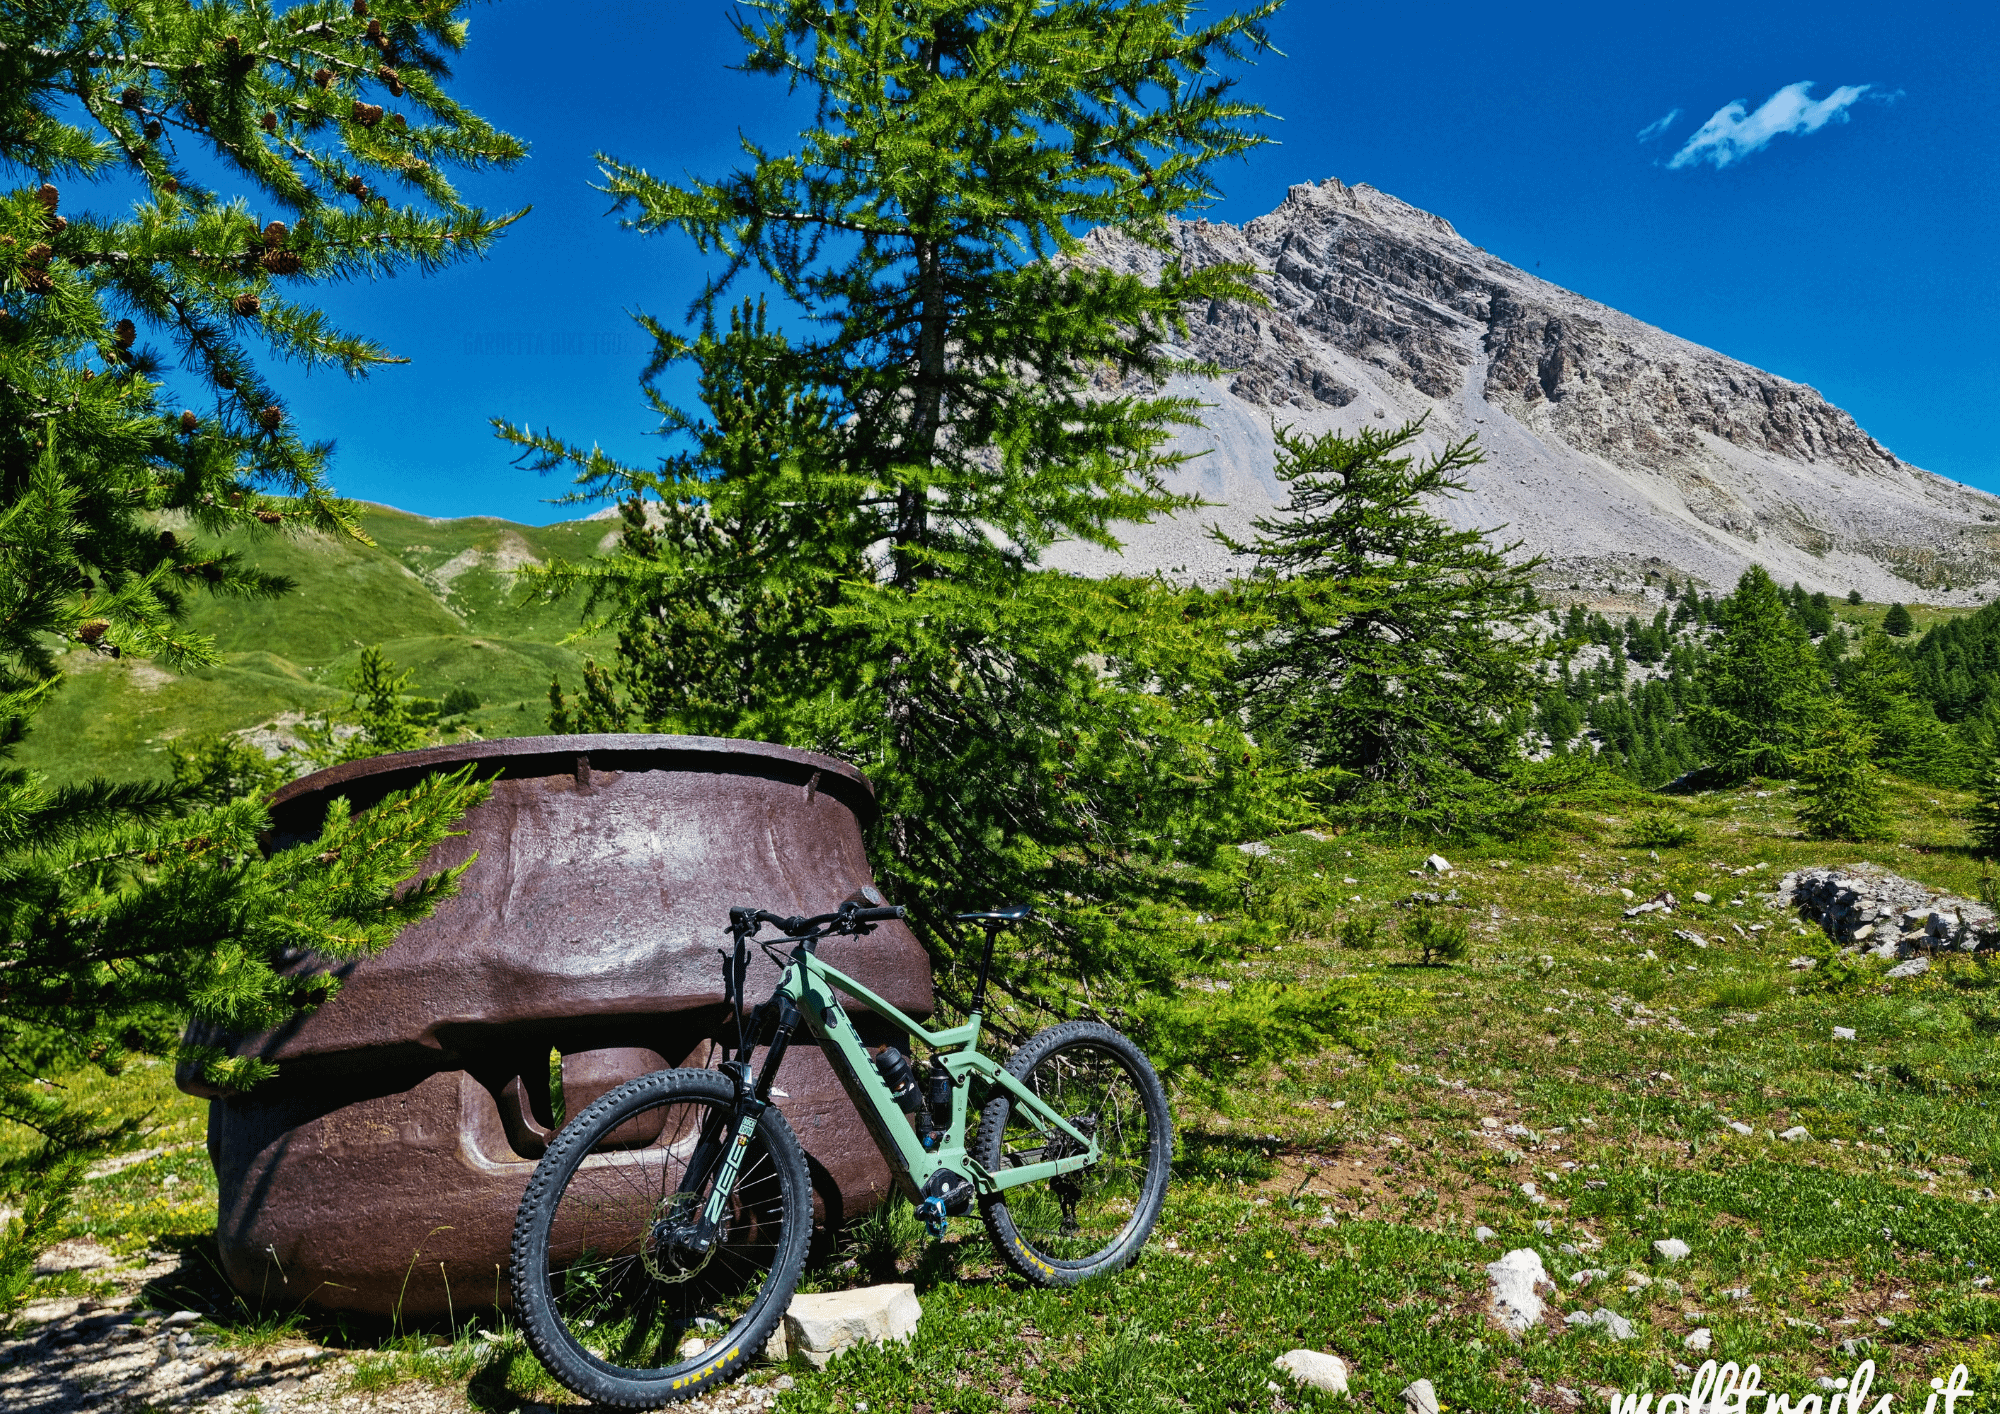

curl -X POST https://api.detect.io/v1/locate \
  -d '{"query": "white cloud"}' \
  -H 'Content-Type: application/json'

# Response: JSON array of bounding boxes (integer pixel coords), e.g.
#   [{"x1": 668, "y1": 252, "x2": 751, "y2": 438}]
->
[
  {"x1": 1636, "y1": 109, "x2": 1682, "y2": 142},
  {"x1": 1667, "y1": 81, "x2": 1875, "y2": 170}
]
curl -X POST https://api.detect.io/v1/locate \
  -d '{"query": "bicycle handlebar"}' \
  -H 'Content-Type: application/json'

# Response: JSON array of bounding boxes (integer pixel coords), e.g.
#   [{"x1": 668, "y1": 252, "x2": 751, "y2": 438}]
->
[{"x1": 728, "y1": 902, "x2": 905, "y2": 939}]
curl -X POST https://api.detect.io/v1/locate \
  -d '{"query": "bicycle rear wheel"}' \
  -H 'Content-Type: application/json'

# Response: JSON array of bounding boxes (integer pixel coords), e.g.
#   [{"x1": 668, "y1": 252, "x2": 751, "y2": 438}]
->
[
  {"x1": 509, "y1": 1069, "x2": 810, "y2": 1408},
  {"x1": 971, "y1": 1020, "x2": 1172, "y2": 1286}
]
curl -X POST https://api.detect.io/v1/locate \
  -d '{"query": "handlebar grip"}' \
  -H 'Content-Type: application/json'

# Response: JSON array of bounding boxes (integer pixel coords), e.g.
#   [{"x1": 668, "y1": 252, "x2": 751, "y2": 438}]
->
[{"x1": 852, "y1": 905, "x2": 905, "y2": 923}]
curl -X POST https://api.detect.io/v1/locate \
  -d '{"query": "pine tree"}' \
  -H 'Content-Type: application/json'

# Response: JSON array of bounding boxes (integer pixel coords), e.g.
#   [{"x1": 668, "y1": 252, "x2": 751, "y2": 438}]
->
[
  {"x1": 504, "y1": 2, "x2": 1295, "y2": 1025},
  {"x1": 1689, "y1": 566, "x2": 1829, "y2": 780},
  {"x1": 1222, "y1": 420, "x2": 1554, "y2": 834},
  {"x1": 1884, "y1": 602, "x2": 1915, "y2": 637},
  {"x1": 0, "y1": 0, "x2": 516, "y2": 1318},
  {"x1": 1795, "y1": 704, "x2": 1890, "y2": 842}
]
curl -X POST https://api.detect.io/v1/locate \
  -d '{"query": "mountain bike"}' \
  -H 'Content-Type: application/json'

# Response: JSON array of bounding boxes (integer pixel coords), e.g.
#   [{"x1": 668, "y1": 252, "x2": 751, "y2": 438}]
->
[{"x1": 508, "y1": 897, "x2": 1173, "y2": 1407}]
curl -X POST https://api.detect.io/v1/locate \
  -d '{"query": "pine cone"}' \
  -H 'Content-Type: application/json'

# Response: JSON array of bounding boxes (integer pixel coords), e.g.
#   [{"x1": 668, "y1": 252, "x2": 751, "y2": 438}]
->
[
  {"x1": 263, "y1": 220, "x2": 288, "y2": 246},
  {"x1": 345, "y1": 175, "x2": 371, "y2": 198},
  {"x1": 314, "y1": 68, "x2": 333, "y2": 88},
  {"x1": 22, "y1": 272, "x2": 53, "y2": 293},
  {"x1": 114, "y1": 319, "x2": 135, "y2": 348},
  {"x1": 231, "y1": 294, "x2": 261, "y2": 316},
  {"x1": 144, "y1": 121, "x2": 162, "y2": 140},
  {"x1": 34, "y1": 183, "x2": 56, "y2": 210},
  {"x1": 256, "y1": 510, "x2": 283, "y2": 525},
  {"x1": 161, "y1": 177, "x2": 178, "y2": 193},
  {"x1": 261, "y1": 249, "x2": 301, "y2": 275},
  {"x1": 45, "y1": 214, "x2": 66, "y2": 234},
  {"x1": 159, "y1": 531, "x2": 178, "y2": 551},
  {"x1": 186, "y1": 104, "x2": 208, "y2": 126},
  {"x1": 23, "y1": 243, "x2": 50, "y2": 266},
  {"x1": 365, "y1": 18, "x2": 382, "y2": 39},
  {"x1": 120, "y1": 87, "x2": 143, "y2": 109},
  {"x1": 220, "y1": 34, "x2": 240, "y2": 53},
  {"x1": 258, "y1": 406, "x2": 283, "y2": 432},
  {"x1": 179, "y1": 410, "x2": 198, "y2": 433},
  {"x1": 392, "y1": 113, "x2": 407, "y2": 130},
  {"x1": 352, "y1": 0, "x2": 368, "y2": 14},
  {"x1": 214, "y1": 369, "x2": 235, "y2": 389},
  {"x1": 78, "y1": 619, "x2": 110, "y2": 645},
  {"x1": 351, "y1": 101, "x2": 383, "y2": 127},
  {"x1": 201, "y1": 562, "x2": 226, "y2": 583},
  {"x1": 260, "y1": 111, "x2": 277, "y2": 131}
]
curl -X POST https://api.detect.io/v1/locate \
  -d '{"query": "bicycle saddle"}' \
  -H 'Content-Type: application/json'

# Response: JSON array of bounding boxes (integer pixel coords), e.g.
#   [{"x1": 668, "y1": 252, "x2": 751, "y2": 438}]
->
[{"x1": 954, "y1": 904, "x2": 1033, "y2": 922}]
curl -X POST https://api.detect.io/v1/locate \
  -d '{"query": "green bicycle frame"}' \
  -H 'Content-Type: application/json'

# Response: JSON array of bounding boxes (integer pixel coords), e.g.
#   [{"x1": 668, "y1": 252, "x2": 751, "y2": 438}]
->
[{"x1": 703, "y1": 940, "x2": 1099, "y2": 1219}]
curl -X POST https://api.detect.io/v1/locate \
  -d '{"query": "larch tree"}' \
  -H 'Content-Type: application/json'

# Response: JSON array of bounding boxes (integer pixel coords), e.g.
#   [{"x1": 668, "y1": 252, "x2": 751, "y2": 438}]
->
[
  {"x1": 1690, "y1": 566, "x2": 1830, "y2": 780},
  {"x1": 1221, "y1": 420, "x2": 1554, "y2": 836},
  {"x1": 0, "y1": 0, "x2": 519, "y2": 1317},
  {"x1": 507, "y1": 0, "x2": 1305, "y2": 1028}
]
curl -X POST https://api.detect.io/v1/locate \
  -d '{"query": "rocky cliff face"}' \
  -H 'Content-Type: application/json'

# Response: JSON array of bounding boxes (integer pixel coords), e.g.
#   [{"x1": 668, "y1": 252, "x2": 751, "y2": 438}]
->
[{"x1": 1052, "y1": 179, "x2": 2000, "y2": 602}]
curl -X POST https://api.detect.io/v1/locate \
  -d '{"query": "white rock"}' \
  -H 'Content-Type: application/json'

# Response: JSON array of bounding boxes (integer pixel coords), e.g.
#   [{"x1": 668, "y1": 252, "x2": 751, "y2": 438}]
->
[
  {"x1": 1566, "y1": 1307, "x2": 1636, "y2": 1340},
  {"x1": 1479, "y1": 1117, "x2": 1501, "y2": 1129},
  {"x1": 1728, "y1": 1121, "x2": 1754, "y2": 1136},
  {"x1": 1789, "y1": 956, "x2": 1818, "y2": 970},
  {"x1": 1426, "y1": 854, "x2": 1454, "y2": 873},
  {"x1": 1486, "y1": 1248, "x2": 1551, "y2": 1334},
  {"x1": 1779, "y1": 1126, "x2": 1812, "y2": 1143},
  {"x1": 1833, "y1": 1026, "x2": 1856, "y2": 1040},
  {"x1": 1473, "y1": 1225, "x2": 1498, "y2": 1244},
  {"x1": 162, "y1": 1311, "x2": 202, "y2": 1328},
  {"x1": 1570, "y1": 1268, "x2": 1608, "y2": 1287},
  {"x1": 1534, "y1": 1220, "x2": 1554, "y2": 1235},
  {"x1": 1238, "y1": 841, "x2": 1273, "y2": 857},
  {"x1": 1693, "y1": 892, "x2": 1714, "y2": 904},
  {"x1": 1684, "y1": 1328, "x2": 1713, "y2": 1352},
  {"x1": 1885, "y1": 957, "x2": 1931, "y2": 980},
  {"x1": 1652, "y1": 1238, "x2": 1690, "y2": 1264},
  {"x1": 1403, "y1": 1378, "x2": 1441, "y2": 1414},
  {"x1": 783, "y1": 1284, "x2": 921, "y2": 1370},
  {"x1": 1274, "y1": 1350, "x2": 1350, "y2": 1395},
  {"x1": 1520, "y1": 1181, "x2": 1545, "y2": 1205}
]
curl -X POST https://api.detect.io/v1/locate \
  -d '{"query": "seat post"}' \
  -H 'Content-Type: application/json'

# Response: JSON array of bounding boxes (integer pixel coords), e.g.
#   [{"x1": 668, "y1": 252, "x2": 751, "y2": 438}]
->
[{"x1": 971, "y1": 922, "x2": 999, "y2": 1016}]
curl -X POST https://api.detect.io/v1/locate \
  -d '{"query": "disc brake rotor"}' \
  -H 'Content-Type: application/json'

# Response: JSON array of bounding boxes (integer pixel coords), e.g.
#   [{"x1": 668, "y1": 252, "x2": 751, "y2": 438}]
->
[{"x1": 642, "y1": 1192, "x2": 715, "y2": 1284}]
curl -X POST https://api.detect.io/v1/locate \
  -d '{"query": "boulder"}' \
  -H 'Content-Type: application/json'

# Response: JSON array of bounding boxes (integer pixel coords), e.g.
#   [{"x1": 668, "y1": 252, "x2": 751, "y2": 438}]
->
[
  {"x1": 1275, "y1": 1350, "x2": 1350, "y2": 1396},
  {"x1": 783, "y1": 1284, "x2": 922, "y2": 1370},
  {"x1": 1486, "y1": 1248, "x2": 1551, "y2": 1334},
  {"x1": 1403, "y1": 1378, "x2": 1441, "y2": 1414},
  {"x1": 1684, "y1": 1328, "x2": 1713, "y2": 1352},
  {"x1": 1886, "y1": 957, "x2": 1931, "y2": 980},
  {"x1": 1652, "y1": 1238, "x2": 1690, "y2": 1264}
]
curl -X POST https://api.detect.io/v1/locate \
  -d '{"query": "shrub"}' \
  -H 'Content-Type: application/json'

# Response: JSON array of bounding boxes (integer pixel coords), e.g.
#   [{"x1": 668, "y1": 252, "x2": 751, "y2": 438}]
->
[
  {"x1": 1338, "y1": 917, "x2": 1383, "y2": 950},
  {"x1": 1626, "y1": 813, "x2": 1697, "y2": 848},
  {"x1": 440, "y1": 687, "x2": 482, "y2": 718},
  {"x1": 1406, "y1": 910, "x2": 1468, "y2": 966}
]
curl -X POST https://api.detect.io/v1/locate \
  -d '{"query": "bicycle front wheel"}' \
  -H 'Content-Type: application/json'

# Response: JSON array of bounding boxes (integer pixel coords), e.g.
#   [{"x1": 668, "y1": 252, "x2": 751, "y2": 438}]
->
[
  {"x1": 972, "y1": 1020, "x2": 1172, "y2": 1286},
  {"x1": 509, "y1": 1068, "x2": 810, "y2": 1408}
]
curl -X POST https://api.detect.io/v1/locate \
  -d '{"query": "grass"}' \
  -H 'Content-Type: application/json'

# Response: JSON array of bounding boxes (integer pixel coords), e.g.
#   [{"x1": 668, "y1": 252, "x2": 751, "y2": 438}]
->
[{"x1": 14, "y1": 775, "x2": 2000, "y2": 1412}]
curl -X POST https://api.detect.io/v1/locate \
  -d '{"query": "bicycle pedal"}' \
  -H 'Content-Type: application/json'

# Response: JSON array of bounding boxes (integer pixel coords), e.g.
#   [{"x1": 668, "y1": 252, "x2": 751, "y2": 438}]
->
[{"x1": 918, "y1": 1196, "x2": 950, "y2": 1239}]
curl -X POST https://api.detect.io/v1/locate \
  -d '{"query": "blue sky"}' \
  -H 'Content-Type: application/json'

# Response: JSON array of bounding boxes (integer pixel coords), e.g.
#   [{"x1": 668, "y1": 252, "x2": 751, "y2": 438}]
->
[{"x1": 285, "y1": 0, "x2": 1997, "y2": 524}]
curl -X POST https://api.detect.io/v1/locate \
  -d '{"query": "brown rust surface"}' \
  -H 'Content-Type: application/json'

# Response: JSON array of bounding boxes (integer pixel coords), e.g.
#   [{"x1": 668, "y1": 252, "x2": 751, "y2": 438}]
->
[{"x1": 181, "y1": 735, "x2": 932, "y2": 1317}]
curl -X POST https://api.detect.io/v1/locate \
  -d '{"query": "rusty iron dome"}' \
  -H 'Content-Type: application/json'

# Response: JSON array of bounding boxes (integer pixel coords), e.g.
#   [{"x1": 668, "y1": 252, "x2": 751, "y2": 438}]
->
[{"x1": 182, "y1": 734, "x2": 933, "y2": 1318}]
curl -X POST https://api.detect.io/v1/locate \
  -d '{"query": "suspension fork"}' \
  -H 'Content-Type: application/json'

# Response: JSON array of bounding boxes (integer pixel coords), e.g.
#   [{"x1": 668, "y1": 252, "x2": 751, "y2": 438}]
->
[{"x1": 677, "y1": 987, "x2": 805, "y2": 1241}]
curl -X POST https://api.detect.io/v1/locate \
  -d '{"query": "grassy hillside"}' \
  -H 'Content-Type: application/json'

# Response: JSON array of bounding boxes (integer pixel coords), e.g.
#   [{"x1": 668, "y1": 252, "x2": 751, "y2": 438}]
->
[{"x1": 21, "y1": 504, "x2": 621, "y2": 784}]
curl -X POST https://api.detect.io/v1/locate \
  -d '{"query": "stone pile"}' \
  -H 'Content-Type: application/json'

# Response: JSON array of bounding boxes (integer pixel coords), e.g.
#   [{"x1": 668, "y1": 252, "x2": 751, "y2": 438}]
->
[{"x1": 1781, "y1": 865, "x2": 1998, "y2": 957}]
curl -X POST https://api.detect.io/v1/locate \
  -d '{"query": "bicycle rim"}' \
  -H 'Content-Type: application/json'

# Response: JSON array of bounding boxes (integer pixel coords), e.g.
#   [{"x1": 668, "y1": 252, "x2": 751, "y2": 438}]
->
[
  {"x1": 989, "y1": 1039, "x2": 1162, "y2": 1266},
  {"x1": 532, "y1": 1089, "x2": 794, "y2": 1378}
]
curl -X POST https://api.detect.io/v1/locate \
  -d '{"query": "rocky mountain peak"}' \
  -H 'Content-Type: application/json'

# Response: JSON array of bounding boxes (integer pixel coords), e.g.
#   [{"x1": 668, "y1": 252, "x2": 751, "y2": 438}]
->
[{"x1": 1056, "y1": 178, "x2": 1999, "y2": 604}]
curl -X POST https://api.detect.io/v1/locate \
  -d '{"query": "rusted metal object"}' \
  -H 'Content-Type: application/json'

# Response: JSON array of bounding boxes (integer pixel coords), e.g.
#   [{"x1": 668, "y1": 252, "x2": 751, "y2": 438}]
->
[{"x1": 177, "y1": 735, "x2": 931, "y2": 1318}]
